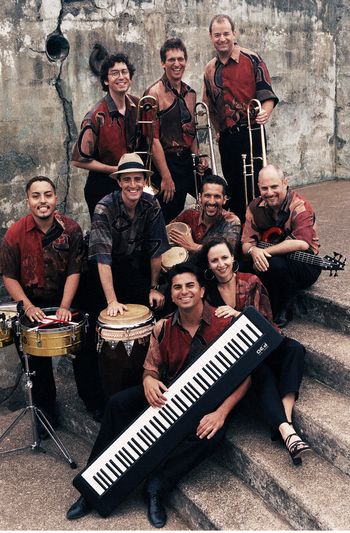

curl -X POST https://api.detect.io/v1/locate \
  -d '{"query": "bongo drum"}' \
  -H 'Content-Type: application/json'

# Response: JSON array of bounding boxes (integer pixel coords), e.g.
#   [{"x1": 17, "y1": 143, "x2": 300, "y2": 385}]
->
[
  {"x1": 19, "y1": 307, "x2": 87, "y2": 357},
  {"x1": 161, "y1": 246, "x2": 189, "y2": 271},
  {"x1": 0, "y1": 303, "x2": 18, "y2": 348},
  {"x1": 96, "y1": 304, "x2": 155, "y2": 397},
  {"x1": 166, "y1": 222, "x2": 191, "y2": 245}
]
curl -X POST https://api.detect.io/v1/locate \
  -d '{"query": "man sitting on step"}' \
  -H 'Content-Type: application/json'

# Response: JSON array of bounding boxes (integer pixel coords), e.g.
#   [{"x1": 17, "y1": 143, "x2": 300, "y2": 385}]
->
[
  {"x1": 241, "y1": 164, "x2": 322, "y2": 327},
  {"x1": 66, "y1": 262, "x2": 251, "y2": 527}
]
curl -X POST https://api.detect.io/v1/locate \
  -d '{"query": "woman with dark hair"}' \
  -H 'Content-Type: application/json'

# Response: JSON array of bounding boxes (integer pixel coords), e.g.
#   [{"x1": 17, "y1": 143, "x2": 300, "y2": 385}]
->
[{"x1": 196, "y1": 235, "x2": 311, "y2": 465}]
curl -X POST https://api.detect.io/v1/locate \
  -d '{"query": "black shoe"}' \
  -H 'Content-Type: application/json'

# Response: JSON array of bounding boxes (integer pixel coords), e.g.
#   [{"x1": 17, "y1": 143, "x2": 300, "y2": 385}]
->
[
  {"x1": 146, "y1": 491, "x2": 167, "y2": 528},
  {"x1": 274, "y1": 309, "x2": 290, "y2": 328},
  {"x1": 66, "y1": 496, "x2": 92, "y2": 520}
]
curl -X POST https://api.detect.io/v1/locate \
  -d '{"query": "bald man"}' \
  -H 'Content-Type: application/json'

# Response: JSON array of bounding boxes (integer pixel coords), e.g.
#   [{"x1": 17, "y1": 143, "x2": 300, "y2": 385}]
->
[{"x1": 241, "y1": 165, "x2": 321, "y2": 327}]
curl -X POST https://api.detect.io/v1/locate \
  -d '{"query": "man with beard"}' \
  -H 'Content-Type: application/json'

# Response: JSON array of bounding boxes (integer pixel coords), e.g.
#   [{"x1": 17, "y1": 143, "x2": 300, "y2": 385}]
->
[
  {"x1": 0, "y1": 176, "x2": 83, "y2": 436},
  {"x1": 168, "y1": 175, "x2": 241, "y2": 256}
]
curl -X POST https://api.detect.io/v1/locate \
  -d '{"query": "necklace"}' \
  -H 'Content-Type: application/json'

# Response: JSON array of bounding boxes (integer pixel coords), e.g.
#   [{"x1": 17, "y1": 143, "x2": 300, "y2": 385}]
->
[{"x1": 218, "y1": 272, "x2": 235, "y2": 285}]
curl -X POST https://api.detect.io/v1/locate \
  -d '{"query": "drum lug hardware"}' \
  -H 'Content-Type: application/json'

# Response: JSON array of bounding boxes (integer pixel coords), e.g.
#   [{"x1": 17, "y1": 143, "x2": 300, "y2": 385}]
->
[
  {"x1": 97, "y1": 338, "x2": 103, "y2": 353},
  {"x1": 36, "y1": 330, "x2": 42, "y2": 347},
  {"x1": 85, "y1": 313, "x2": 89, "y2": 332},
  {"x1": 124, "y1": 340, "x2": 134, "y2": 356}
]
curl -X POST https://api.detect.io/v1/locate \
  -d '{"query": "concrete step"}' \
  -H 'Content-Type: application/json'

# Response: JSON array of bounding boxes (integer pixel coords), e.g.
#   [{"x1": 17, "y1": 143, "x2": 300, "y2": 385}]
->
[
  {"x1": 294, "y1": 376, "x2": 350, "y2": 476},
  {"x1": 285, "y1": 318, "x2": 350, "y2": 396},
  {"x1": 293, "y1": 289, "x2": 350, "y2": 335},
  {"x1": 219, "y1": 408, "x2": 350, "y2": 530},
  {"x1": 169, "y1": 458, "x2": 290, "y2": 530}
]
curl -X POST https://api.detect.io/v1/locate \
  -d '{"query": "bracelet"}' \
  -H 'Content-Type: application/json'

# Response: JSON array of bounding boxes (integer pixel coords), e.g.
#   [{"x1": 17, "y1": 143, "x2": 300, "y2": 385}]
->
[
  {"x1": 150, "y1": 285, "x2": 159, "y2": 291},
  {"x1": 247, "y1": 246, "x2": 255, "y2": 256},
  {"x1": 24, "y1": 304, "x2": 34, "y2": 314}
]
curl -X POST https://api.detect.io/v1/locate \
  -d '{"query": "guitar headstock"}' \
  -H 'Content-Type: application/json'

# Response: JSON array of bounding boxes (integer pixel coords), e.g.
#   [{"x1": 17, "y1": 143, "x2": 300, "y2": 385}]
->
[{"x1": 324, "y1": 252, "x2": 346, "y2": 276}]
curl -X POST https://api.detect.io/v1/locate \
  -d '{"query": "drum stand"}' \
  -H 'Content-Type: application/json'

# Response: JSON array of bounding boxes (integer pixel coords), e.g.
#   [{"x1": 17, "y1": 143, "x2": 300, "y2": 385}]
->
[{"x1": 0, "y1": 351, "x2": 77, "y2": 469}]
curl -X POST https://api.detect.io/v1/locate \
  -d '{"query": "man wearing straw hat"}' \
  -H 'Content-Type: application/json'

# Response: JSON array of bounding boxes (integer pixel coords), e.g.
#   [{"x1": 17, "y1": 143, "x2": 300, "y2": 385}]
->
[
  {"x1": 0, "y1": 176, "x2": 84, "y2": 437},
  {"x1": 89, "y1": 152, "x2": 170, "y2": 317}
]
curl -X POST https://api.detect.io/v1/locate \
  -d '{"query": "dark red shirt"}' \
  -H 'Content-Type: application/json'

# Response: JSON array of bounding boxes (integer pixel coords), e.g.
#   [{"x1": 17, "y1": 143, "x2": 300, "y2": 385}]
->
[
  {"x1": 173, "y1": 207, "x2": 241, "y2": 255},
  {"x1": 144, "y1": 74, "x2": 196, "y2": 152},
  {"x1": 144, "y1": 302, "x2": 231, "y2": 382},
  {"x1": 203, "y1": 45, "x2": 278, "y2": 132},
  {"x1": 0, "y1": 212, "x2": 83, "y2": 302},
  {"x1": 71, "y1": 93, "x2": 139, "y2": 166}
]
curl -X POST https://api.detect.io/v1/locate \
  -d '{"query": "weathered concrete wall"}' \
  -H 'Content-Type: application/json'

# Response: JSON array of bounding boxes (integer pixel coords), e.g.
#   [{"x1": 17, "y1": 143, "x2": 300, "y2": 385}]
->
[{"x1": 0, "y1": 0, "x2": 349, "y2": 233}]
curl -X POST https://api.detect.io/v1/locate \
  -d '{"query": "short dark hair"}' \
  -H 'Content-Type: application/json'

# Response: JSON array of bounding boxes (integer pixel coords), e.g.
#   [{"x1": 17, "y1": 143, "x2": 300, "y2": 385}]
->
[
  {"x1": 200, "y1": 174, "x2": 227, "y2": 196},
  {"x1": 209, "y1": 14, "x2": 235, "y2": 34},
  {"x1": 100, "y1": 53, "x2": 135, "y2": 92},
  {"x1": 196, "y1": 235, "x2": 235, "y2": 273},
  {"x1": 160, "y1": 38, "x2": 188, "y2": 63},
  {"x1": 168, "y1": 262, "x2": 203, "y2": 288},
  {"x1": 25, "y1": 176, "x2": 56, "y2": 195}
]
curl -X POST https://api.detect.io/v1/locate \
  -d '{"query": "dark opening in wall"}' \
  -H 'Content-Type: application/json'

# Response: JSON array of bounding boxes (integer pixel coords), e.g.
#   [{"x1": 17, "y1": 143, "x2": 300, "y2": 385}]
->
[{"x1": 45, "y1": 32, "x2": 70, "y2": 62}]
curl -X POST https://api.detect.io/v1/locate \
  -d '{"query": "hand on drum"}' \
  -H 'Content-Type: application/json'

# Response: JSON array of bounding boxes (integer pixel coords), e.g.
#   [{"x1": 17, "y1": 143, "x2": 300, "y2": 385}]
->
[
  {"x1": 143, "y1": 375, "x2": 168, "y2": 408},
  {"x1": 149, "y1": 289, "x2": 164, "y2": 310},
  {"x1": 56, "y1": 307, "x2": 72, "y2": 322},
  {"x1": 26, "y1": 305, "x2": 47, "y2": 323},
  {"x1": 214, "y1": 305, "x2": 240, "y2": 319},
  {"x1": 107, "y1": 300, "x2": 128, "y2": 316},
  {"x1": 168, "y1": 229, "x2": 199, "y2": 252}
]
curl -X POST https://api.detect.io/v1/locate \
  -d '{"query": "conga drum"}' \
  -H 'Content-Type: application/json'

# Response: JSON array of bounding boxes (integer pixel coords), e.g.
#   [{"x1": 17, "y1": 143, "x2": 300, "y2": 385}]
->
[
  {"x1": 96, "y1": 304, "x2": 155, "y2": 398},
  {"x1": 161, "y1": 246, "x2": 189, "y2": 272},
  {"x1": 19, "y1": 308, "x2": 87, "y2": 357},
  {"x1": 166, "y1": 222, "x2": 191, "y2": 245},
  {"x1": 0, "y1": 303, "x2": 18, "y2": 348}
]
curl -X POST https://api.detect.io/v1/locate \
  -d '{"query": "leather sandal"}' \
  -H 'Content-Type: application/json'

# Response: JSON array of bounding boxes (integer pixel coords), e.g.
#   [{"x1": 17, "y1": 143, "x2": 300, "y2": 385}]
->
[{"x1": 284, "y1": 433, "x2": 311, "y2": 465}]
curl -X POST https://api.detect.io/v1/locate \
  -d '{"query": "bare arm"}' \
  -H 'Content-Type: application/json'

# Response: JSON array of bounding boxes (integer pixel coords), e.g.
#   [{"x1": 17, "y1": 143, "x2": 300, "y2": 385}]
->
[
  {"x1": 151, "y1": 139, "x2": 175, "y2": 203},
  {"x1": 2, "y1": 276, "x2": 46, "y2": 322},
  {"x1": 196, "y1": 376, "x2": 251, "y2": 439},
  {"x1": 71, "y1": 159, "x2": 118, "y2": 176},
  {"x1": 97, "y1": 262, "x2": 127, "y2": 316},
  {"x1": 255, "y1": 99, "x2": 275, "y2": 125},
  {"x1": 149, "y1": 256, "x2": 164, "y2": 309},
  {"x1": 56, "y1": 272, "x2": 80, "y2": 321}
]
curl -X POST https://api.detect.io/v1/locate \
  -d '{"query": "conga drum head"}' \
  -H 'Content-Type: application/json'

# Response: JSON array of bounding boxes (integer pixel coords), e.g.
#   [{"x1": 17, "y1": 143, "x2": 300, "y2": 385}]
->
[
  {"x1": 0, "y1": 305, "x2": 17, "y2": 347},
  {"x1": 97, "y1": 304, "x2": 155, "y2": 344},
  {"x1": 161, "y1": 247, "x2": 189, "y2": 271},
  {"x1": 166, "y1": 222, "x2": 191, "y2": 245},
  {"x1": 19, "y1": 307, "x2": 87, "y2": 357}
]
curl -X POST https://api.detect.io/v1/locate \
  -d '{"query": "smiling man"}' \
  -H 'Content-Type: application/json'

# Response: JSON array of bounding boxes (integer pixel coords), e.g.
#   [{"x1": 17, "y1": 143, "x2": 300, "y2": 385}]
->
[
  {"x1": 241, "y1": 164, "x2": 321, "y2": 326},
  {"x1": 0, "y1": 176, "x2": 83, "y2": 435},
  {"x1": 169, "y1": 174, "x2": 241, "y2": 255},
  {"x1": 71, "y1": 53, "x2": 139, "y2": 219},
  {"x1": 203, "y1": 14, "x2": 278, "y2": 222},
  {"x1": 88, "y1": 152, "x2": 170, "y2": 317},
  {"x1": 66, "y1": 262, "x2": 250, "y2": 527},
  {"x1": 144, "y1": 38, "x2": 205, "y2": 223}
]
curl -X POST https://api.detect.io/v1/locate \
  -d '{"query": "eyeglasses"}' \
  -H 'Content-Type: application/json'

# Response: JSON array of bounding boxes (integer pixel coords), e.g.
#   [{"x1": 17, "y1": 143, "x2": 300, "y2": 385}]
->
[{"x1": 108, "y1": 69, "x2": 130, "y2": 78}]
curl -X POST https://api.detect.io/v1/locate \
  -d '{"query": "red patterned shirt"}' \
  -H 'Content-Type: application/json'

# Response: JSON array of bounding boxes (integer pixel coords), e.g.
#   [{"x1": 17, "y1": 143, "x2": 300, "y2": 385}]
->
[{"x1": 203, "y1": 45, "x2": 278, "y2": 132}]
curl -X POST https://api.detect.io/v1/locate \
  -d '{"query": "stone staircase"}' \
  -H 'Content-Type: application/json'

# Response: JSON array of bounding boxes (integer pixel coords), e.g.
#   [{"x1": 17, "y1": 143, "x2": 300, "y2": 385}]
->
[{"x1": 55, "y1": 281, "x2": 350, "y2": 530}]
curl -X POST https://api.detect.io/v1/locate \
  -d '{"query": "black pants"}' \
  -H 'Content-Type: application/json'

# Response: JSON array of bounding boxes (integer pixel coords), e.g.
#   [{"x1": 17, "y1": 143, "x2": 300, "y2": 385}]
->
[
  {"x1": 153, "y1": 150, "x2": 197, "y2": 224},
  {"x1": 219, "y1": 126, "x2": 265, "y2": 222},
  {"x1": 87, "y1": 385, "x2": 227, "y2": 494},
  {"x1": 255, "y1": 256, "x2": 322, "y2": 316},
  {"x1": 252, "y1": 337, "x2": 305, "y2": 432},
  {"x1": 84, "y1": 171, "x2": 119, "y2": 220}
]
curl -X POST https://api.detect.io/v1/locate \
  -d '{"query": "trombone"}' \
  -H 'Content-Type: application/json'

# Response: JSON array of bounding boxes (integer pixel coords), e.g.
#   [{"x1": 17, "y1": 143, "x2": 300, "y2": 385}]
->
[
  {"x1": 194, "y1": 101, "x2": 217, "y2": 175},
  {"x1": 134, "y1": 95, "x2": 159, "y2": 194},
  {"x1": 242, "y1": 98, "x2": 267, "y2": 207}
]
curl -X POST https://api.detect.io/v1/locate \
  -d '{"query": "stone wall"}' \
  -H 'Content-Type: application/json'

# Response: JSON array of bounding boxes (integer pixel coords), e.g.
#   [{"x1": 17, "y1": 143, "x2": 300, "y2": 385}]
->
[{"x1": 0, "y1": 0, "x2": 349, "y2": 232}]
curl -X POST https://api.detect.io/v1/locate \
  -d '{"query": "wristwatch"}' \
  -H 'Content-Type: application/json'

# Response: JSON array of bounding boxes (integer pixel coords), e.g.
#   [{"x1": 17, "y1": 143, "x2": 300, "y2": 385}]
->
[{"x1": 150, "y1": 285, "x2": 160, "y2": 291}]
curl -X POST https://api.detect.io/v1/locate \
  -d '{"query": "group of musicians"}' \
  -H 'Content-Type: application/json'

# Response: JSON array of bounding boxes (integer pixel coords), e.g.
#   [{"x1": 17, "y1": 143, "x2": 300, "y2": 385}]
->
[{"x1": 0, "y1": 13, "x2": 322, "y2": 528}]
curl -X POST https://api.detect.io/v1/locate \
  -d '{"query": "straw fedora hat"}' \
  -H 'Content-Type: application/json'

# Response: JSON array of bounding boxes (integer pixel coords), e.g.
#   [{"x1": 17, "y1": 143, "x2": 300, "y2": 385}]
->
[{"x1": 109, "y1": 152, "x2": 153, "y2": 180}]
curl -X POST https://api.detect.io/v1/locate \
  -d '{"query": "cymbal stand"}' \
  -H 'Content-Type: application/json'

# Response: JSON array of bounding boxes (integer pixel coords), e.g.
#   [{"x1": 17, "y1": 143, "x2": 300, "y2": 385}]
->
[{"x1": 0, "y1": 349, "x2": 77, "y2": 469}]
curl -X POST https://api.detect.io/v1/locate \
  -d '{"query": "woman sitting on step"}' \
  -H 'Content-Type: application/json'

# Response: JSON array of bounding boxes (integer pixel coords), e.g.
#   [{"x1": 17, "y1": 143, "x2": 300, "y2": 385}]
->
[{"x1": 196, "y1": 236, "x2": 311, "y2": 465}]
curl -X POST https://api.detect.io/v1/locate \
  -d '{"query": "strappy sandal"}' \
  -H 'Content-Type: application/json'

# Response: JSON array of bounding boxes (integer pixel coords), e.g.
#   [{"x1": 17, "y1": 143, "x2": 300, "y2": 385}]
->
[{"x1": 284, "y1": 433, "x2": 311, "y2": 465}]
